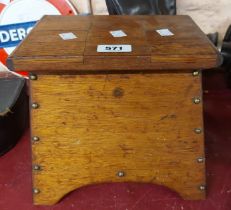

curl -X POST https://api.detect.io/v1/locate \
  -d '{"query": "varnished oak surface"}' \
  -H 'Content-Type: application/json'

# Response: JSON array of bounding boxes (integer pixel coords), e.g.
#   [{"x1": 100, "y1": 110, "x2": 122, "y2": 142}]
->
[
  {"x1": 8, "y1": 15, "x2": 215, "y2": 205},
  {"x1": 8, "y1": 15, "x2": 221, "y2": 72},
  {"x1": 30, "y1": 73, "x2": 205, "y2": 205}
]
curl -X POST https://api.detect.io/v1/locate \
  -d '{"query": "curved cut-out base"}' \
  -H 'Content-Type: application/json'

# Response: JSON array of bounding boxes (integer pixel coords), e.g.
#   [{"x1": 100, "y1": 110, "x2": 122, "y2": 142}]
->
[
  {"x1": 30, "y1": 73, "x2": 205, "y2": 205},
  {"x1": 33, "y1": 179, "x2": 206, "y2": 205}
]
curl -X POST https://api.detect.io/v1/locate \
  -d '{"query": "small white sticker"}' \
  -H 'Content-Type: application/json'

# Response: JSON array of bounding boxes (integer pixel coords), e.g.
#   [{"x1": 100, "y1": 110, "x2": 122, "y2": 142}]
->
[
  {"x1": 59, "y1": 32, "x2": 77, "y2": 40},
  {"x1": 110, "y1": 30, "x2": 127, "y2": 38},
  {"x1": 97, "y1": 45, "x2": 132, "y2": 53},
  {"x1": 156, "y1": 29, "x2": 174, "y2": 36}
]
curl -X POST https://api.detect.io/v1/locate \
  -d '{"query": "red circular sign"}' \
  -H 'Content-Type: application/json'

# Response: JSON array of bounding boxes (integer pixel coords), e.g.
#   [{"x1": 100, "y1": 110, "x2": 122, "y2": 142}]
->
[{"x1": 0, "y1": 0, "x2": 77, "y2": 74}]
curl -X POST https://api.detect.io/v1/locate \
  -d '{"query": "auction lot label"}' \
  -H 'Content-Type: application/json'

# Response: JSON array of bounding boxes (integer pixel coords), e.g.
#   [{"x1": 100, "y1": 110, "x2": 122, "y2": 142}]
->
[{"x1": 97, "y1": 45, "x2": 132, "y2": 53}]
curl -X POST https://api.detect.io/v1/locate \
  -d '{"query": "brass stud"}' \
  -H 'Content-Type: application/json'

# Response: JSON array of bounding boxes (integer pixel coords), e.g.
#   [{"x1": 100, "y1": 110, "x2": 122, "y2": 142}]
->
[
  {"x1": 193, "y1": 98, "x2": 201, "y2": 104},
  {"x1": 33, "y1": 165, "x2": 41, "y2": 171},
  {"x1": 194, "y1": 128, "x2": 202, "y2": 134},
  {"x1": 199, "y1": 185, "x2": 206, "y2": 191},
  {"x1": 29, "y1": 74, "x2": 37, "y2": 80},
  {"x1": 31, "y1": 103, "x2": 39, "y2": 109},
  {"x1": 197, "y1": 157, "x2": 205, "y2": 163},
  {"x1": 117, "y1": 171, "x2": 125, "y2": 177},
  {"x1": 33, "y1": 188, "x2": 40, "y2": 194},
  {"x1": 192, "y1": 71, "x2": 200, "y2": 76},
  {"x1": 32, "y1": 136, "x2": 40, "y2": 142}
]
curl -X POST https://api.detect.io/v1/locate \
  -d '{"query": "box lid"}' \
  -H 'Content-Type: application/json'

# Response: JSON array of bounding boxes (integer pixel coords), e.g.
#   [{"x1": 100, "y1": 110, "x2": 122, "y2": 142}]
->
[{"x1": 7, "y1": 15, "x2": 222, "y2": 73}]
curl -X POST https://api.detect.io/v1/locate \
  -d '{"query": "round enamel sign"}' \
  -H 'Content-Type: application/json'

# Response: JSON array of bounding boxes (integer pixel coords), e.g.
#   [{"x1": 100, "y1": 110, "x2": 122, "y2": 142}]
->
[{"x1": 0, "y1": 0, "x2": 77, "y2": 69}]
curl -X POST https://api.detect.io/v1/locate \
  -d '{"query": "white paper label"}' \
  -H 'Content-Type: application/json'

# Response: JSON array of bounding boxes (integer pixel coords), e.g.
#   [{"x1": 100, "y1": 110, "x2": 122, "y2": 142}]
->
[
  {"x1": 59, "y1": 32, "x2": 77, "y2": 40},
  {"x1": 156, "y1": 29, "x2": 174, "y2": 36},
  {"x1": 110, "y1": 30, "x2": 127, "y2": 38},
  {"x1": 97, "y1": 45, "x2": 132, "y2": 52}
]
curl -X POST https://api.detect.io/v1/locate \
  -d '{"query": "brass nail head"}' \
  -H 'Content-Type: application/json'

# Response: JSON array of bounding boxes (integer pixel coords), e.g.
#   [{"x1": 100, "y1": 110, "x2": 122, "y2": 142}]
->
[
  {"x1": 32, "y1": 136, "x2": 40, "y2": 142},
  {"x1": 193, "y1": 71, "x2": 199, "y2": 76},
  {"x1": 199, "y1": 185, "x2": 206, "y2": 191},
  {"x1": 33, "y1": 188, "x2": 40, "y2": 194},
  {"x1": 30, "y1": 74, "x2": 37, "y2": 80},
  {"x1": 197, "y1": 157, "x2": 205, "y2": 163},
  {"x1": 117, "y1": 171, "x2": 125, "y2": 177},
  {"x1": 193, "y1": 98, "x2": 201, "y2": 104},
  {"x1": 32, "y1": 103, "x2": 39, "y2": 109},
  {"x1": 194, "y1": 128, "x2": 202, "y2": 134},
  {"x1": 33, "y1": 165, "x2": 41, "y2": 171}
]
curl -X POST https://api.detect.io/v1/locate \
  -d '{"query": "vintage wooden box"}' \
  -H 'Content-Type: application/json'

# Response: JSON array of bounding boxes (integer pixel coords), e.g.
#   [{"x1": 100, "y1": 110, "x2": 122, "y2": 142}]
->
[{"x1": 8, "y1": 15, "x2": 221, "y2": 205}]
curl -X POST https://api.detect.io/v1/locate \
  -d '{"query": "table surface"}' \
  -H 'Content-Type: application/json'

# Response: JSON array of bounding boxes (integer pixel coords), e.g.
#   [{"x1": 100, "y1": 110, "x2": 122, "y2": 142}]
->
[{"x1": 8, "y1": 15, "x2": 221, "y2": 73}]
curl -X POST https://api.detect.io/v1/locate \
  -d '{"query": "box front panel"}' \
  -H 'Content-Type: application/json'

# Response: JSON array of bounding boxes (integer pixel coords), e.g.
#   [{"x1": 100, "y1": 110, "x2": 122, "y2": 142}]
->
[{"x1": 30, "y1": 72, "x2": 205, "y2": 205}]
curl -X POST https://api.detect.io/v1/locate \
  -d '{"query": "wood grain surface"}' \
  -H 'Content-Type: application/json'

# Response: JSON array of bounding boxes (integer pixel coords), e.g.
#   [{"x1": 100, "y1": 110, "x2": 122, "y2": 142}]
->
[
  {"x1": 7, "y1": 15, "x2": 221, "y2": 72},
  {"x1": 30, "y1": 73, "x2": 205, "y2": 205}
]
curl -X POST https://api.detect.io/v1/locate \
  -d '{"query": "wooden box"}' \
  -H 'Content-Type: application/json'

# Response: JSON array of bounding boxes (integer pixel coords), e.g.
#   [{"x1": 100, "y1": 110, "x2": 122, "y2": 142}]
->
[{"x1": 8, "y1": 15, "x2": 221, "y2": 205}]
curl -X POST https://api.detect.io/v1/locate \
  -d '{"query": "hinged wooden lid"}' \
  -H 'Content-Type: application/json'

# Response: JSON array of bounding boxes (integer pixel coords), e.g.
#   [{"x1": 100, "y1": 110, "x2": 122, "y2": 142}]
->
[{"x1": 7, "y1": 15, "x2": 222, "y2": 73}]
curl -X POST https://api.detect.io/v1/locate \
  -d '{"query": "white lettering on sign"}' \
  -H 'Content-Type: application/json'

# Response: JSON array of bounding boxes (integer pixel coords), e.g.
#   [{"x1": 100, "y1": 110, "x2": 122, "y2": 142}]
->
[
  {"x1": 0, "y1": 31, "x2": 10, "y2": 43},
  {"x1": 27, "y1": 27, "x2": 33, "y2": 34},
  {"x1": 0, "y1": 27, "x2": 33, "y2": 43},
  {"x1": 97, "y1": 45, "x2": 132, "y2": 52},
  {"x1": 17, "y1": 28, "x2": 26, "y2": 40},
  {"x1": 9, "y1": 29, "x2": 18, "y2": 41}
]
